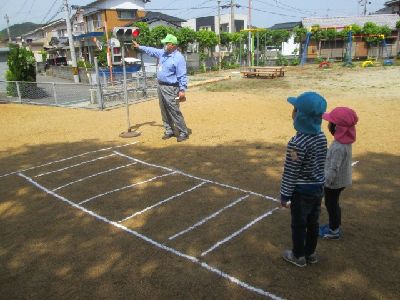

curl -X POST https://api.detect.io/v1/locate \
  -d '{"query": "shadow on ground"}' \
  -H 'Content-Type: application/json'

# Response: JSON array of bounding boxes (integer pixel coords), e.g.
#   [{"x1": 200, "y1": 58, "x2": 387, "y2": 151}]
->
[{"x1": 0, "y1": 140, "x2": 399, "y2": 300}]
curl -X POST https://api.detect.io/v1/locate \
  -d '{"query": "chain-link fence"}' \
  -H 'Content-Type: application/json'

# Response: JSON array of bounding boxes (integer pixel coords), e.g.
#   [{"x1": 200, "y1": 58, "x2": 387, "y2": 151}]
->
[
  {"x1": 0, "y1": 74, "x2": 158, "y2": 110},
  {"x1": 0, "y1": 81, "x2": 98, "y2": 107},
  {"x1": 100, "y1": 72, "x2": 158, "y2": 108}
]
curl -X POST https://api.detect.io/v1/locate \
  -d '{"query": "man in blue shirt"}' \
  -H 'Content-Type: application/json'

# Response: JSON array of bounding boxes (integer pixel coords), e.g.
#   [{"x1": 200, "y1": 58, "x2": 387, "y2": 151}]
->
[{"x1": 133, "y1": 34, "x2": 189, "y2": 142}]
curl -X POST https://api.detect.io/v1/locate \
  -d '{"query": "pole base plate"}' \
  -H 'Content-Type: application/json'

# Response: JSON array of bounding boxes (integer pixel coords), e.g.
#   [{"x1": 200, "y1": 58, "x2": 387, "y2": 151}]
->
[{"x1": 119, "y1": 131, "x2": 141, "y2": 138}]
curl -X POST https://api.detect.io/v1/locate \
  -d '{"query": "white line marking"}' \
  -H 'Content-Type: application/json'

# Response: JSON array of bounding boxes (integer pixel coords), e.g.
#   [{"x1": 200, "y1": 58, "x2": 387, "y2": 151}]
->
[
  {"x1": 169, "y1": 194, "x2": 251, "y2": 241},
  {"x1": 78, "y1": 172, "x2": 177, "y2": 205},
  {"x1": 352, "y1": 161, "x2": 359, "y2": 167},
  {"x1": 34, "y1": 154, "x2": 116, "y2": 178},
  {"x1": 118, "y1": 182, "x2": 207, "y2": 223},
  {"x1": 0, "y1": 142, "x2": 138, "y2": 179},
  {"x1": 113, "y1": 151, "x2": 279, "y2": 203},
  {"x1": 201, "y1": 207, "x2": 280, "y2": 257},
  {"x1": 18, "y1": 172, "x2": 283, "y2": 300},
  {"x1": 52, "y1": 162, "x2": 137, "y2": 191}
]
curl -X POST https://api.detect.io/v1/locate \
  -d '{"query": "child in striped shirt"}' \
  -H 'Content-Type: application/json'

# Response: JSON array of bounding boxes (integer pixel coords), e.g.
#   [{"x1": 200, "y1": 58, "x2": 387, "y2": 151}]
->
[
  {"x1": 319, "y1": 107, "x2": 359, "y2": 240},
  {"x1": 280, "y1": 91, "x2": 327, "y2": 267}
]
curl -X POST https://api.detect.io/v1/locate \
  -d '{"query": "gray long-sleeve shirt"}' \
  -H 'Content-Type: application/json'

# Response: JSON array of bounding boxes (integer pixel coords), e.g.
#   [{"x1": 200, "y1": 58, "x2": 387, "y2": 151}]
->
[{"x1": 325, "y1": 140, "x2": 353, "y2": 189}]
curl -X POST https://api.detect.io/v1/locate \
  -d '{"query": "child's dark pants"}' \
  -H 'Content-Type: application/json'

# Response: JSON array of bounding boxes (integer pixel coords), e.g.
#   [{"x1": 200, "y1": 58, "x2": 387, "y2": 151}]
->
[
  {"x1": 291, "y1": 189, "x2": 323, "y2": 258},
  {"x1": 324, "y1": 187, "x2": 345, "y2": 231}
]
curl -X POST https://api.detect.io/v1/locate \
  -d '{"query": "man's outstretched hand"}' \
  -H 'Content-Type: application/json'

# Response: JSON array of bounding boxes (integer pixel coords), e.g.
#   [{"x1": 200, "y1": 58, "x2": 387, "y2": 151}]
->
[{"x1": 132, "y1": 41, "x2": 140, "y2": 48}]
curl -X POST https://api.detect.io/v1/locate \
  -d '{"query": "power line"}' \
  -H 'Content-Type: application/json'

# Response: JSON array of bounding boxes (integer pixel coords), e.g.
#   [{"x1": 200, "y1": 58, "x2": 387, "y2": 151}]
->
[
  {"x1": 252, "y1": 0, "x2": 313, "y2": 15},
  {"x1": 40, "y1": 0, "x2": 60, "y2": 24},
  {"x1": 241, "y1": 5, "x2": 305, "y2": 18}
]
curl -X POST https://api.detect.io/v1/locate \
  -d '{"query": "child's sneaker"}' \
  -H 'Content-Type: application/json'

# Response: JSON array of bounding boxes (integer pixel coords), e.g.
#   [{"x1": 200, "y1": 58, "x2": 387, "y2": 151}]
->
[
  {"x1": 319, "y1": 224, "x2": 330, "y2": 237},
  {"x1": 323, "y1": 228, "x2": 341, "y2": 240},
  {"x1": 306, "y1": 252, "x2": 318, "y2": 264},
  {"x1": 282, "y1": 250, "x2": 306, "y2": 267}
]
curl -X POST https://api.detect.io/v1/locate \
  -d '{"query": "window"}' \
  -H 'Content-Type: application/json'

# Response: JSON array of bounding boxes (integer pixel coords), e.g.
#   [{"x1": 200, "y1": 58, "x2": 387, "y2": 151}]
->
[
  {"x1": 199, "y1": 26, "x2": 211, "y2": 31},
  {"x1": 117, "y1": 10, "x2": 136, "y2": 19}
]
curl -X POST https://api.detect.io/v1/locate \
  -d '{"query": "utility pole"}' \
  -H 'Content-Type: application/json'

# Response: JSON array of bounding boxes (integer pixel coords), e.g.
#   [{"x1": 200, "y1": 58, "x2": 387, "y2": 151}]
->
[
  {"x1": 248, "y1": 0, "x2": 252, "y2": 66},
  {"x1": 359, "y1": 0, "x2": 370, "y2": 16},
  {"x1": 64, "y1": 0, "x2": 79, "y2": 83},
  {"x1": 217, "y1": 0, "x2": 221, "y2": 70},
  {"x1": 4, "y1": 14, "x2": 12, "y2": 43},
  {"x1": 230, "y1": 0, "x2": 235, "y2": 33}
]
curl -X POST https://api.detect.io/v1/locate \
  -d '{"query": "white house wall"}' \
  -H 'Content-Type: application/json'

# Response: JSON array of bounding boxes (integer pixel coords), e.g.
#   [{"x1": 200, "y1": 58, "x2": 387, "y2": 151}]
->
[
  {"x1": 84, "y1": 0, "x2": 147, "y2": 15},
  {"x1": 182, "y1": 14, "x2": 248, "y2": 33},
  {"x1": 181, "y1": 19, "x2": 196, "y2": 30},
  {"x1": 281, "y1": 35, "x2": 299, "y2": 56}
]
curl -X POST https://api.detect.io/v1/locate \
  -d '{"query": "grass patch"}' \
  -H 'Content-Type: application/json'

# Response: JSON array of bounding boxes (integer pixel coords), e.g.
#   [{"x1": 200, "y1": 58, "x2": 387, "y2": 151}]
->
[{"x1": 203, "y1": 78, "x2": 290, "y2": 92}]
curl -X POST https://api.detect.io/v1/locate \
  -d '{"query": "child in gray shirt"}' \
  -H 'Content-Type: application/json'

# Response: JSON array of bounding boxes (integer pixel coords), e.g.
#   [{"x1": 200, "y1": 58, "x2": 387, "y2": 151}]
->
[{"x1": 319, "y1": 107, "x2": 359, "y2": 240}]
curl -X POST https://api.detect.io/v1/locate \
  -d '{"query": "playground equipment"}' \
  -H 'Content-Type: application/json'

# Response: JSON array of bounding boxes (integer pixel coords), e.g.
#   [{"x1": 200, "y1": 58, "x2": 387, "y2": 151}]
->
[
  {"x1": 300, "y1": 31, "x2": 312, "y2": 66},
  {"x1": 319, "y1": 61, "x2": 331, "y2": 68},
  {"x1": 342, "y1": 28, "x2": 354, "y2": 67},
  {"x1": 361, "y1": 60, "x2": 374, "y2": 67},
  {"x1": 381, "y1": 38, "x2": 394, "y2": 66}
]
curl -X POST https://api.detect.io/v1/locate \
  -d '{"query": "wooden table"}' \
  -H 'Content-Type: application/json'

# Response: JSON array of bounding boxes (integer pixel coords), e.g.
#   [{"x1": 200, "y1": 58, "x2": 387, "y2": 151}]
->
[{"x1": 240, "y1": 66, "x2": 285, "y2": 78}]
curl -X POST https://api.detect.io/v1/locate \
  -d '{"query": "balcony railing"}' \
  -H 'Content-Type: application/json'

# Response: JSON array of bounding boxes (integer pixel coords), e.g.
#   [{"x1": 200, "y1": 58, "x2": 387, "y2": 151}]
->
[{"x1": 73, "y1": 21, "x2": 104, "y2": 35}]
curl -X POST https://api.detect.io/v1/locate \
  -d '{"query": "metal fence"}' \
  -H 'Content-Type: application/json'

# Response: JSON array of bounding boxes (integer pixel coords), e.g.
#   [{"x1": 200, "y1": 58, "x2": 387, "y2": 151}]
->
[{"x1": 0, "y1": 74, "x2": 158, "y2": 110}]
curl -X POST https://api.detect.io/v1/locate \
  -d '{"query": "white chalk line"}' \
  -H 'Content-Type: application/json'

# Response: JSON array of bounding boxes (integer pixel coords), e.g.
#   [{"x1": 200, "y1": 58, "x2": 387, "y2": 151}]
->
[
  {"x1": 201, "y1": 207, "x2": 280, "y2": 257},
  {"x1": 168, "y1": 194, "x2": 251, "y2": 241},
  {"x1": 78, "y1": 171, "x2": 177, "y2": 205},
  {"x1": 52, "y1": 162, "x2": 137, "y2": 191},
  {"x1": 113, "y1": 151, "x2": 280, "y2": 203},
  {"x1": 0, "y1": 142, "x2": 138, "y2": 179},
  {"x1": 18, "y1": 172, "x2": 283, "y2": 300},
  {"x1": 34, "y1": 154, "x2": 117, "y2": 178},
  {"x1": 118, "y1": 182, "x2": 207, "y2": 223}
]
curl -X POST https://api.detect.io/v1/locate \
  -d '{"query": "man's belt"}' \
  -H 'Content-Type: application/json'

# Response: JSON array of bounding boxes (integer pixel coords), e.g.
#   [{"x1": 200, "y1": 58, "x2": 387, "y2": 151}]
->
[{"x1": 158, "y1": 81, "x2": 179, "y2": 87}]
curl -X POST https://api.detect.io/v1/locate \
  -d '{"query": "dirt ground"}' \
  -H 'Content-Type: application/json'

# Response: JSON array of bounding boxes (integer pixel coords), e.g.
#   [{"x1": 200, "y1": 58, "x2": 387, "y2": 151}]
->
[{"x1": 1, "y1": 64, "x2": 400, "y2": 300}]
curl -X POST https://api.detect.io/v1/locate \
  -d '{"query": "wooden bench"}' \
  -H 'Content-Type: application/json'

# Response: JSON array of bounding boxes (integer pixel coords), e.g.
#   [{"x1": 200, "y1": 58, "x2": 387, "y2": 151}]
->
[{"x1": 240, "y1": 66, "x2": 285, "y2": 78}]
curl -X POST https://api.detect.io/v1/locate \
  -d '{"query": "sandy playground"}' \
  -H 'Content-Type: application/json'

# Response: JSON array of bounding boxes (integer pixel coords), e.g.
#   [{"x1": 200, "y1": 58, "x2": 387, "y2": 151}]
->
[{"x1": 1, "y1": 65, "x2": 400, "y2": 299}]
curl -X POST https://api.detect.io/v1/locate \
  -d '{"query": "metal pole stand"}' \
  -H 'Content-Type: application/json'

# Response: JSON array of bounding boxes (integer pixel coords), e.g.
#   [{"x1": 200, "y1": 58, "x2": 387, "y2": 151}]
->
[{"x1": 119, "y1": 43, "x2": 141, "y2": 138}]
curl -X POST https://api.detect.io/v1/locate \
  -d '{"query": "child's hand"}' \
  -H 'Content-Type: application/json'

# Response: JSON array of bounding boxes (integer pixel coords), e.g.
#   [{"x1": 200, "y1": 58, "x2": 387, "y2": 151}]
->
[{"x1": 280, "y1": 201, "x2": 291, "y2": 209}]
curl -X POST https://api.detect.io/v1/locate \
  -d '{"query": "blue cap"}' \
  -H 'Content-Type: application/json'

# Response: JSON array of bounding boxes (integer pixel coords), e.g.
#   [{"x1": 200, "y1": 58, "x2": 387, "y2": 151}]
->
[{"x1": 287, "y1": 91, "x2": 327, "y2": 135}]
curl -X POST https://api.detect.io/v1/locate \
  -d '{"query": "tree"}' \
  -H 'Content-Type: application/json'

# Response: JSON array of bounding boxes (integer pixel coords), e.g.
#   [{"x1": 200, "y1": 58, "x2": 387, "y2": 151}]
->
[
  {"x1": 293, "y1": 26, "x2": 307, "y2": 43},
  {"x1": 133, "y1": 22, "x2": 152, "y2": 46},
  {"x1": 195, "y1": 29, "x2": 218, "y2": 70},
  {"x1": 293, "y1": 26, "x2": 308, "y2": 57},
  {"x1": 150, "y1": 25, "x2": 177, "y2": 47},
  {"x1": 176, "y1": 27, "x2": 196, "y2": 53},
  {"x1": 271, "y1": 29, "x2": 290, "y2": 47},
  {"x1": 6, "y1": 44, "x2": 36, "y2": 97},
  {"x1": 310, "y1": 25, "x2": 324, "y2": 56}
]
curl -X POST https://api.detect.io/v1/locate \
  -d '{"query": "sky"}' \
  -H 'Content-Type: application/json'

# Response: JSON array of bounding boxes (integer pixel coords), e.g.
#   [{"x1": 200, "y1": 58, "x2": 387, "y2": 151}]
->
[{"x1": 0, "y1": 0, "x2": 388, "y2": 31}]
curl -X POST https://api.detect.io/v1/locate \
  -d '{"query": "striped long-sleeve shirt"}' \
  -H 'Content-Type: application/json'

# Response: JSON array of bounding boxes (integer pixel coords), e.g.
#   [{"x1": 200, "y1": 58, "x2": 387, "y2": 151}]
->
[{"x1": 280, "y1": 132, "x2": 327, "y2": 201}]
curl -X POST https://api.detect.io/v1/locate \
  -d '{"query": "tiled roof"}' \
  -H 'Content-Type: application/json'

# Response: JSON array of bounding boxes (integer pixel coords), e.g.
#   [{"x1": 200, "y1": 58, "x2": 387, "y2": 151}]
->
[
  {"x1": 302, "y1": 14, "x2": 400, "y2": 29},
  {"x1": 139, "y1": 11, "x2": 185, "y2": 23},
  {"x1": 269, "y1": 22, "x2": 301, "y2": 30}
]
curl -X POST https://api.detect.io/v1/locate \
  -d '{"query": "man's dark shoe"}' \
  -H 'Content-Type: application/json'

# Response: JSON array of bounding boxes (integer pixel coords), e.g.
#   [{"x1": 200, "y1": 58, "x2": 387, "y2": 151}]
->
[
  {"x1": 162, "y1": 133, "x2": 174, "y2": 140},
  {"x1": 177, "y1": 134, "x2": 189, "y2": 142}
]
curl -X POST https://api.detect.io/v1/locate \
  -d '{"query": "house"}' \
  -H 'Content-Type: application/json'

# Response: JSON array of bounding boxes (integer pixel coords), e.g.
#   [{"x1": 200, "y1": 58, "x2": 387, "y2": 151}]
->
[
  {"x1": 269, "y1": 22, "x2": 301, "y2": 57},
  {"x1": 374, "y1": 0, "x2": 400, "y2": 15},
  {"x1": 72, "y1": 0, "x2": 151, "y2": 64},
  {"x1": 182, "y1": 13, "x2": 248, "y2": 34},
  {"x1": 301, "y1": 14, "x2": 400, "y2": 60},
  {"x1": 182, "y1": 13, "x2": 248, "y2": 55},
  {"x1": 21, "y1": 19, "x2": 69, "y2": 63}
]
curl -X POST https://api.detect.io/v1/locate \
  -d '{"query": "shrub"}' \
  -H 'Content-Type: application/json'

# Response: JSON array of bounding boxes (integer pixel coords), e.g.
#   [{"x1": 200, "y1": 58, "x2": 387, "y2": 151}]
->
[
  {"x1": 290, "y1": 58, "x2": 300, "y2": 66},
  {"x1": 77, "y1": 60, "x2": 93, "y2": 68},
  {"x1": 276, "y1": 53, "x2": 288, "y2": 66},
  {"x1": 6, "y1": 45, "x2": 36, "y2": 97}
]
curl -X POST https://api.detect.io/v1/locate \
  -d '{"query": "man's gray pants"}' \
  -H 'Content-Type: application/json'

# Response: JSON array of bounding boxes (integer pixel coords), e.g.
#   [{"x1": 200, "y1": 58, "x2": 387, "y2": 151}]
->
[{"x1": 157, "y1": 84, "x2": 188, "y2": 136}]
